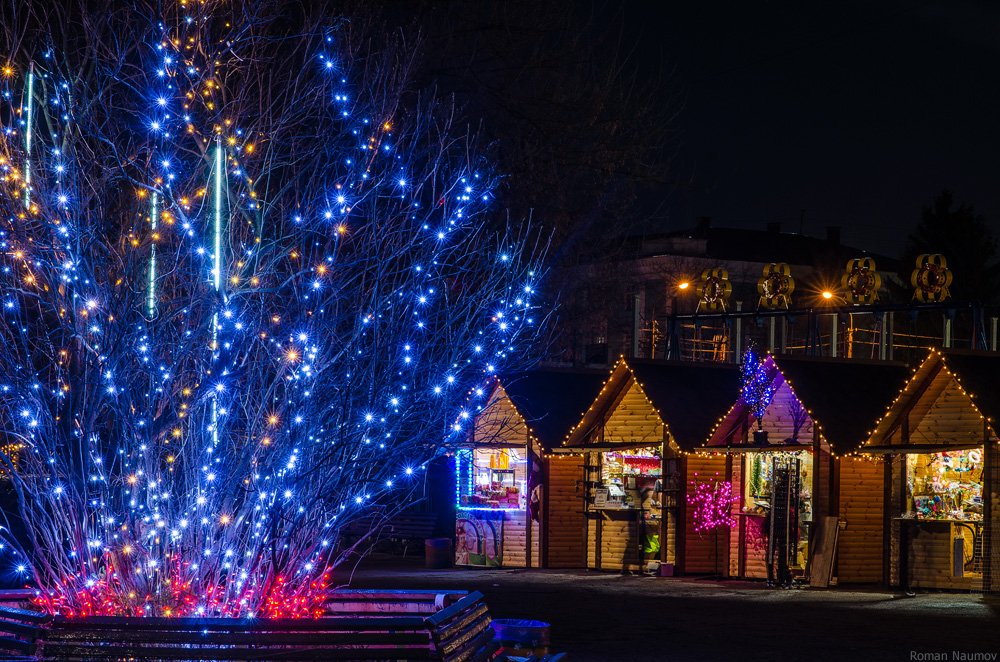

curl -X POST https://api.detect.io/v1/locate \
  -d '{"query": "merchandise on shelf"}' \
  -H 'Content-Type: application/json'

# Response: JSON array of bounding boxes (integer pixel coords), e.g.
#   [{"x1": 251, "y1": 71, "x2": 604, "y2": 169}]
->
[
  {"x1": 598, "y1": 448, "x2": 662, "y2": 511},
  {"x1": 457, "y1": 447, "x2": 527, "y2": 510},
  {"x1": 906, "y1": 449, "x2": 984, "y2": 521}
]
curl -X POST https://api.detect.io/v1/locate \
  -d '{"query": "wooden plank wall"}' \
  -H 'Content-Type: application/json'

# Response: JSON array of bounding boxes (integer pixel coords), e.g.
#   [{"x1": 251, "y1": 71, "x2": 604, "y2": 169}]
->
[
  {"x1": 907, "y1": 522, "x2": 981, "y2": 590},
  {"x1": 500, "y1": 513, "x2": 540, "y2": 568},
  {"x1": 988, "y1": 442, "x2": 999, "y2": 593},
  {"x1": 586, "y1": 515, "x2": 644, "y2": 571},
  {"x1": 531, "y1": 517, "x2": 541, "y2": 567},
  {"x1": 759, "y1": 381, "x2": 814, "y2": 444},
  {"x1": 474, "y1": 385, "x2": 528, "y2": 443},
  {"x1": 743, "y1": 512, "x2": 769, "y2": 579},
  {"x1": 546, "y1": 455, "x2": 585, "y2": 568},
  {"x1": 729, "y1": 458, "x2": 743, "y2": 577},
  {"x1": 836, "y1": 456, "x2": 884, "y2": 584},
  {"x1": 684, "y1": 454, "x2": 728, "y2": 574},
  {"x1": 907, "y1": 372, "x2": 983, "y2": 445},
  {"x1": 664, "y1": 510, "x2": 676, "y2": 565},
  {"x1": 603, "y1": 382, "x2": 663, "y2": 443}
]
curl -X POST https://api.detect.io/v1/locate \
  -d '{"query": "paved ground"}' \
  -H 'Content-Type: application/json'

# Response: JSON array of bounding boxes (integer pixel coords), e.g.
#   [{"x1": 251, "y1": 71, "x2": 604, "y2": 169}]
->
[{"x1": 345, "y1": 556, "x2": 1000, "y2": 662}]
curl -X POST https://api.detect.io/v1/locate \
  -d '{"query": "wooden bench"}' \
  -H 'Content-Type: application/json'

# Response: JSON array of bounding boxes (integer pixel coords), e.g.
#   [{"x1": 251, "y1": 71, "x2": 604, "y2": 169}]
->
[{"x1": 0, "y1": 589, "x2": 501, "y2": 661}]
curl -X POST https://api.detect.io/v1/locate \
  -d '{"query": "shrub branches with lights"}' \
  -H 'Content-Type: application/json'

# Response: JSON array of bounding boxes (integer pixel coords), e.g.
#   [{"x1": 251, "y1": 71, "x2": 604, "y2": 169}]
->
[{"x1": 0, "y1": 2, "x2": 546, "y2": 617}]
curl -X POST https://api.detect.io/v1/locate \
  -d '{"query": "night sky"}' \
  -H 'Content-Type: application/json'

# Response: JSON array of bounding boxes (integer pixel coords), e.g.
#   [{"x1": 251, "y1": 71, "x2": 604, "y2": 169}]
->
[{"x1": 628, "y1": 1, "x2": 1000, "y2": 257}]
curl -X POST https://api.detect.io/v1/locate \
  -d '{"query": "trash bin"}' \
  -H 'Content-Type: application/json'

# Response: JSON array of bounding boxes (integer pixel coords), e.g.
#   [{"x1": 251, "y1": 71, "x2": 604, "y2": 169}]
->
[
  {"x1": 424, "y1": 538, "x2": 453, "y2": 569},
  {"x1": 491, "y1": 619, "x2": 550, "y2": 656}
]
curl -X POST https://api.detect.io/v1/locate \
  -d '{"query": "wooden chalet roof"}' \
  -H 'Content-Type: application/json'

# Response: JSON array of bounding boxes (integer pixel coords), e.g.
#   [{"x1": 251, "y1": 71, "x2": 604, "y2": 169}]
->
[
  {"x1": 707, "y1": 355, "x2": 911, "y2": 455},
  {"x1": 775, "y1": 356, "x2": 911, "y2": 454},
  {"x1": 864, "y1": 349, "x2": 1000, "y2": 452},
  {"x1": 498, "y1": 368, "x2": 608, "y2": 452},
  {"x1": 563, "y1": 359, "x2": 740, "y2": 452},
  {"x1": 936, "y1": 350, "x2": 1000, "y2": 426}
]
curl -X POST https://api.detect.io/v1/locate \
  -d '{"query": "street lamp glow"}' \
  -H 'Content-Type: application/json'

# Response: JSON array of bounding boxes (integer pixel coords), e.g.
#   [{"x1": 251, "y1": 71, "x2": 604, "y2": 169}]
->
[
  {"x1": 678, "y1": 281, "x2": 690, "y2": 290},
  {"x1": 821, "y1": 290, "x2": 833, "y2": 300}
]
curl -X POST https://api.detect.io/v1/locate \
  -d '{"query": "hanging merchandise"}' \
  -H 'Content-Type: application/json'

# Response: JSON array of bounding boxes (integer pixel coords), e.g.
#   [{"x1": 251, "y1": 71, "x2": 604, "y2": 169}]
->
[{"x1": 766, "y1": 456, "x2": 800, "y2": 588}]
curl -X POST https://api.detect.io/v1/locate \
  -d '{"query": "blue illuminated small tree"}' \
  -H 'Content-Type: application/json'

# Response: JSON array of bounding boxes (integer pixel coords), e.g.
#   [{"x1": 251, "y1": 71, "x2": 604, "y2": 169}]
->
[{"x1": 740, "y1": 349, "x2": 775, "y2": 443}]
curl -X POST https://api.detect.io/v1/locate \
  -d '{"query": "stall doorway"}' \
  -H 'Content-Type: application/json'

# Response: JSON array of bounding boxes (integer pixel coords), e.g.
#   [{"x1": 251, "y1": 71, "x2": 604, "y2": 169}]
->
[{"x1": 741, "y1": 451, "x2": 812, "y2": 581}]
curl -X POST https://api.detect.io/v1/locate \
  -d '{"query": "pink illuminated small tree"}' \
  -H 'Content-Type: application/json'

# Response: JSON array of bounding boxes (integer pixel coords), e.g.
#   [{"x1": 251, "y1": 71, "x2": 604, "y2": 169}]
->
[{"x1": 689, "y1": 479, "x2": 738, "y2": 533}]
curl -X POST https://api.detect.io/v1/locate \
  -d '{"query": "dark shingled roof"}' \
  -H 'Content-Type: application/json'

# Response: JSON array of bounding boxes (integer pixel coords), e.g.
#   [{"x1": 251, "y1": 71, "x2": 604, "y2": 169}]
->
[
  {"x1": 939, "y1": 350, "x2": 1000, "y2": 427},
  {"x1": 626, "y1": 360, "x2": 741, "y2": 451},
  {"x1": 627, "y1": 226, "x2": 899, "y2": 272},
  {"x1": 773, "y1": 356, "x2": 911, "y2": 454},
  {"x1": 500, "y1": 368, "x2": 608, "y2": 452}
]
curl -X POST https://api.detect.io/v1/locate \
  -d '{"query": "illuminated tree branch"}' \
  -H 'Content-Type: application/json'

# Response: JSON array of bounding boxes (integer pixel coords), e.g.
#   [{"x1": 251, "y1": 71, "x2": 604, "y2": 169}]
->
[{"x1": 0, "y1": 1, "x2": 546, "y2": 617}]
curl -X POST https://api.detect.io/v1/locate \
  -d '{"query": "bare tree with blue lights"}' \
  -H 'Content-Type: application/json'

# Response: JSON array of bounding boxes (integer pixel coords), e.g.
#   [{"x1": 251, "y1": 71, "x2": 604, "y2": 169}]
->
[{"x1": 0, "y1": 1, "x2": 545, "y2": 617}]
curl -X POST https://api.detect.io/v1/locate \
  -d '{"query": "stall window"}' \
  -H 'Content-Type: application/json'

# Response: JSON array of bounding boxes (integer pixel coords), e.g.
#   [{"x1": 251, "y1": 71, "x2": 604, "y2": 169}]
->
[
  {"x1": 905, "y1": 449, "x2": 984, "y2": 521},
  {"x1": 456, "y1": 448, "x2": 527, "y2": 511},
  {"x1": 744, "y1": 451, "x2": 813, "y2": 517},
  {"x1": 595, "y1": 448, "x2": 661, "y2": 510}
]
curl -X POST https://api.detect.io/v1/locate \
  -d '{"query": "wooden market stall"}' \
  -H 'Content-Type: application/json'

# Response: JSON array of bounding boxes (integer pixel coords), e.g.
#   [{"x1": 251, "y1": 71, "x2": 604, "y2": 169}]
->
[
  {"x1": 456, "y1": 368, "x2": 606, "y2": 569},
  {"x1": 862, "y1": 349, "x2": 1000, "y2": 592},
  {"x1": 558, "y1": 359, "x2": 739, "y2": 574},
  {"x1": 704, "y1": 355, "x2": 910, "y2": 585}
]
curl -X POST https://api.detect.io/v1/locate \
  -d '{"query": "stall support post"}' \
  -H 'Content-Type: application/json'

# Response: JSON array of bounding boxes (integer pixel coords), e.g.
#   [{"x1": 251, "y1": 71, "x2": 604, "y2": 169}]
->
[
  {"x1": 675, "y1": 450, "x2": 687, "y2": 575},
  {"x1": 983, "y1": 423, "x2": 996, "y2": 593},
  {"x1": 594, "y1": 514, "x2": 603, "y2": 570},
  {"x1": 736, "y1": 453, "x2": 747, "y2": 579},
  {"x1": 882, "y1": 454, "x2": 893, "y2": 587},
  {"x1": 805, "y1": 428, "x2": 822, "y2": 582},
  {"x1": 525, "y1": 439, "x2": 533, "y2": 569},
  {"x1": 898, "y1": 415, "x2": 911, "y2": 592},
  {"x1": 541, "y1": 454, "x2": 550, "y2": 569},
  {"x1": 660, "y1": 441, "x2": 669, "y2": 567}
]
